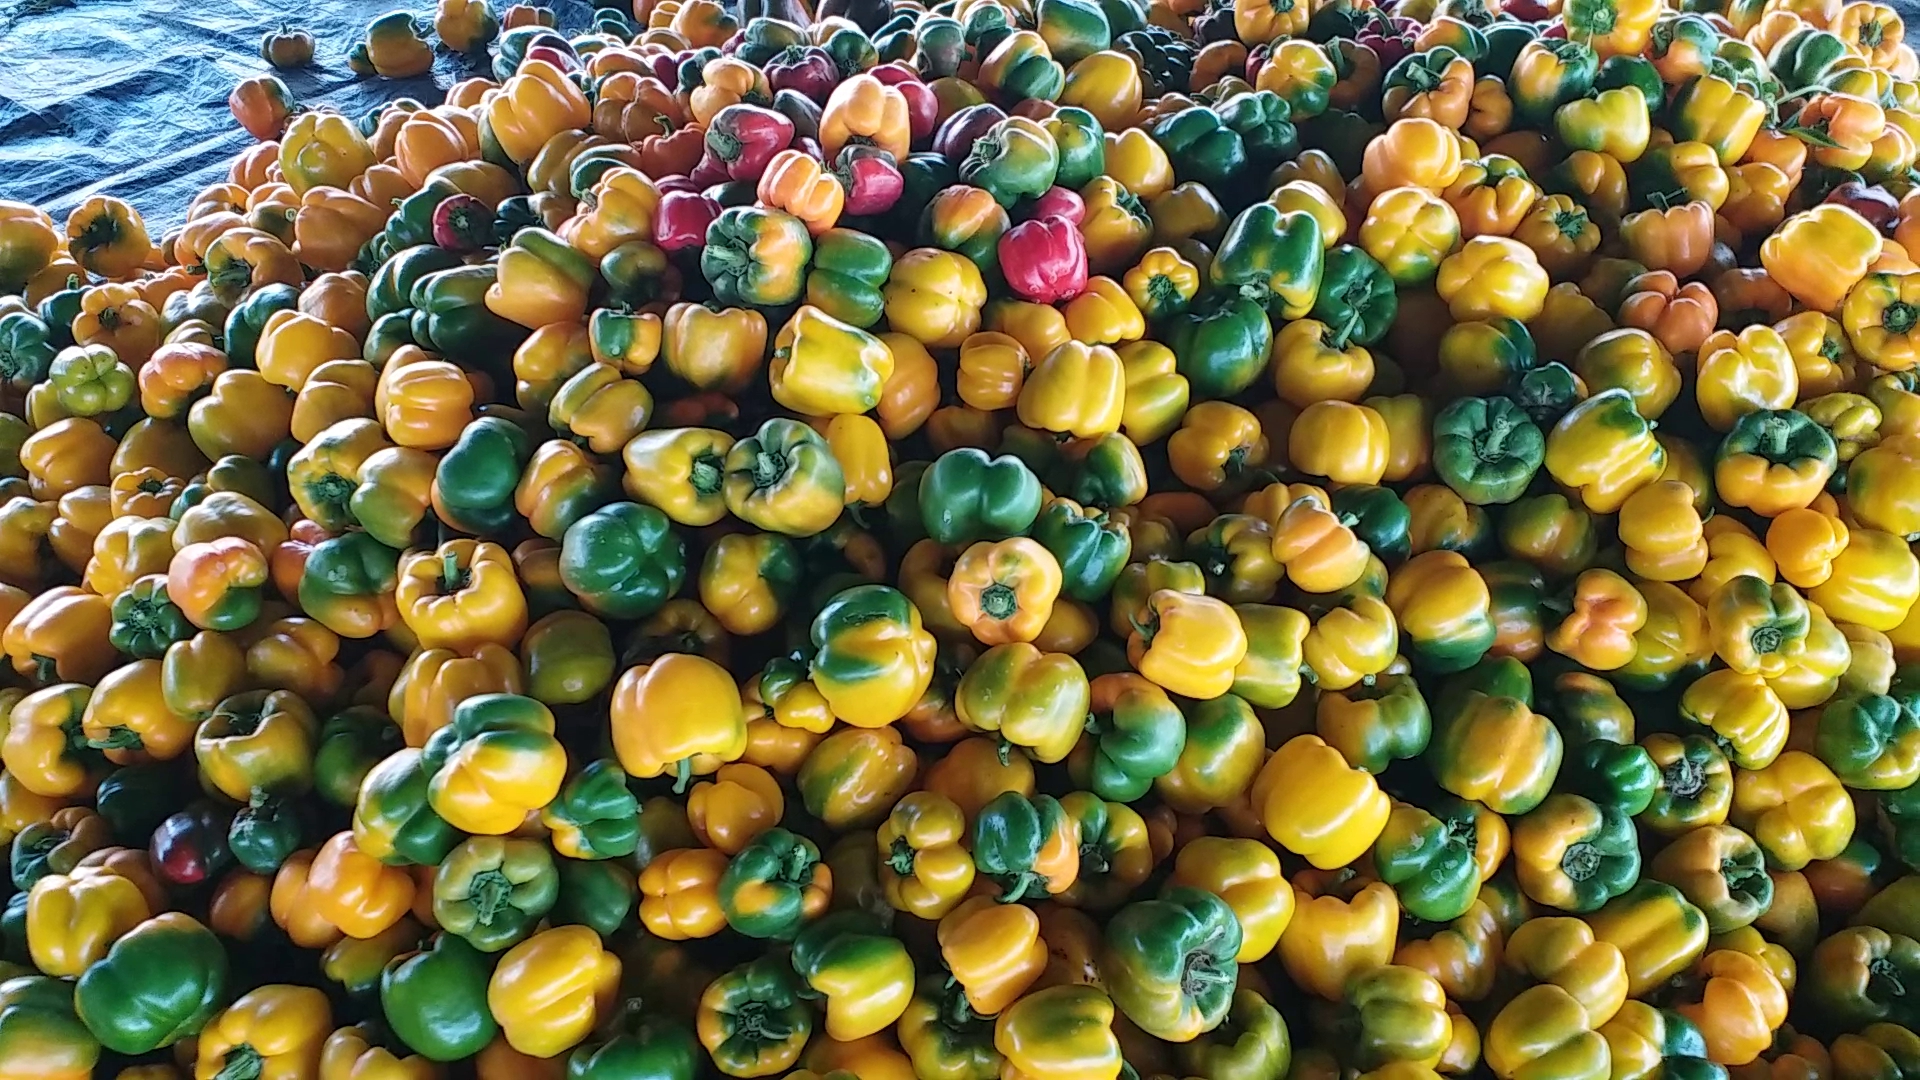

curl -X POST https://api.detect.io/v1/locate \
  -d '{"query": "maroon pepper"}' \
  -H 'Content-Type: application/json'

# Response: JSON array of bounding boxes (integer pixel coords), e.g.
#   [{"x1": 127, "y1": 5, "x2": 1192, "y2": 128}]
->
[
  {"x1": 704, "y1": 103, "x2": 796, "y2": 181},
  {"x1": 835, "y1": 145, "x2": 906, "y2": 215},
  {"x1": 432, "y1": 194, "x2": 492, "y2": 253},
  {"x1": 150, "y1": 802, "x2": 235, "y2": 887},
  {"x1": 774, "y1": 89, "x2": 824, "y2": 141},
  {"x1": 525, "y1": 43, "x2": 581, "y2": 72},
  {"x1": 933, "y1": 103, "x2": 1008, "y2": 160},
  {"x1": 1825, "y1": 180, "x2": 1901, "y2": 234},
  {"x1": 767, "y1": 45, "x2": 841, "y2": 101},
  {"x1": 998, "y1": 216, "x2": 1088, "y2": 304},
  {"x1": 655, "y1": 189, "x2": 725, "y2": 254}
]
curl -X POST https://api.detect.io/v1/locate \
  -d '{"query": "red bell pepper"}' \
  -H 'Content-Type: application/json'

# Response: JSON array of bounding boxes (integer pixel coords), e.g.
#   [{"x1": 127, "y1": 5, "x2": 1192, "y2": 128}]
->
[
  {"x1": 835, "y1": 146, "x2": 905, "y2": 216},
  {"x1": 999, "y1": 216, "x2": 1088, "y2": 304},
  {"x1": 433, "y1": 194, "x2": 492, "y2": 253},
  {"x1": 869, "y1": 62, "x2": 939, "y2": 145},
  {"x1": 655, "y1": 190, "x2": 723, "y2": 254},
  {"x1": 705, "y1": 104, "x2": 796, "y2": 181},
  {"x1": 526, "y1": 44, "x2": 581, "y2": 72},
  {"x1": 1030, "y1": 187, "x2": 1085, "y2": 225}
]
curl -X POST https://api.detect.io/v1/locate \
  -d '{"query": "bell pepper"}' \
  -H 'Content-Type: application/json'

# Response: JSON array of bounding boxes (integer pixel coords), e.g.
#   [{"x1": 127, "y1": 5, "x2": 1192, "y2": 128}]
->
[
  {"x1": 897, "y1": 971, "x2": 1003, "y2": 1080},
  {"x1": 23, "y1": 868, "x2": 149, "y2": 978},
  {"x1": 194, "y1": 984, "x2": 333, "y2": 1080},
  {"x1": 796, "y1": 726, "x2": 918, "y2": 832},
  {"x1": 620, "y1": 428, "x2": 736, "y2": 530},
  {"x1": 1209, "y1": 203, "x2": 1323, "y2": 321},
  {"x1": 1500, "y1": 916, "x2": 1629, "y2": 1032},
  {"x1": 417, "y1": 693, "x2": 566, "y2": 837},
  {"x1": 430, "y1": 836, "x2": 558, "y2": 953},
  {"x1": 0, "y1": 974, "x2": 98, "y2": 1080},
  {"x1": 697, "y1": 957, "x2": 813, "y2": 1078},
  {"x1": 799, "y1": 583, "x2": 934, "y2": 730},
  {"x1": 486, "y1": 925, "x2": 619, "y2": 1058},
  {"x1": 1343, "y1": 964, "x2": 1456, "y2": 1071},
  {"x1": 44, "y1": 343, "x2": 132, "y2": 418},
  {"x1": 970, "y1": 791, "x2": 1078, "y2": 902},
  {"x1": 1539, "y1": 388, "x2": 1665, "y2": 515},
  {"x1": 991, "y1": 985, "x2": 1121, "y2": 1080},
  {"x1": 1761, "y1": 204, "x2": 1882, "y2": 315},
  {"x1": 959, "y1": 118, "x2": 1061, "y2": 209},
  {"x1": 1062, "y1": 673, "x2": 1182, "y2": 804},
  {"x1": 383, "y1": 931, "x2": 505, "y2": 1069},
  {"x1": 686, "y1": 762, "x2": 784, "y2": 857},
  {"x1": 1806, "y1": 926, "x2": 1920, "y2": 1032},
  {"x1": 637, "y1": 848, "x2": 728, "y2": 941},
  {"x1": 1384, "y1": 550, "x2": 1493, "y2": 675},
  {"x1": 395, "y1": 540, "x2": 528, "y2": 652},
  {"x1": 1510, "y1": 792, "x2": 1641, "y2": 914},
  {"x1": 1310, "y1": 672, "x2": 1426, "y2": 776},
  {"x1": 166, "y1": 538, "x2": 268, "y2": 634},
  {"x1": 937, "y1": 895, "x2": 1046, "y2": 1016},
  {"x1": 484, "y1": 228, "x2": 596, "y2": 330},
  {"x1": 103, "y1": 574, "x2": 189, "y2": 662},
  {"x1": 1250, "y1": 733, "x2": 1391, "y2": 870},
  {"x1": 1427, "y1": 395, "x2": 1544, "y2": 506},
  {"x1": 1435, "y1": 235, "x2": 1549, "y2": 323},
  {"x1": 916, "y1": 448, "x2": 1042, "y2": 548},
  {"x1": 1145, "y1": 107, "x2": 1247, "y2": 192},
  {"x1": 697, "y1": 532, "x2": 803, "y2": 639},
  {"x1": 1485, "y1": 984, "x2": 1609, "y2": 1080},
  {"x1": 277, "y1": 111, "x2": 376, "y2": 195},
  {"x1": 999, "y1": 217, "x2": 1088, "y2": 307},
  {"x1": 1372, "y1": 797, "x2": 1489, "y2": 924},
  {"x1": 877, "y1": 791, "x2": 975, "y2": 920},
  {"x1": 611, "y1": 653, "x2": 744, "y2": 791},
  {"x1": 956, "y1": 641, "x2": 1088, "y2": 762},
  {"x1": 1843, "y1": 270, "x2": 1920, "y2": 372},
  {"x1": 1127, "y1": 590, "x2": 1247, "y2": 700},
  {"x1": 1161, "y1": 839, "x2": 1290, "y2": 969},
  {"x1": 659, "y1": 303, "x2": 767, "y2": 396},
  {"x1": 805, "y1": 229, "x2": 893, "y2": 330},
  {"x1": 1100, "y1": 885, "x2": 1241, "y2": 1043},
  {"x1": 1814, "y1": 689, "x2": 1920, "y2": 791},
  {"x1": 1161, "y1": 293, "x2": 1270, "y2": 403},
  {"x1": 789, "y1": 912, "x2": 914, "y2": 1041},
  {"x1": 73, "y1": 912, "x2": 227, "y2": 1055},
  {"x1": 702, "y1": 207, "x2": 815, "y2": 310},
  {"x1": 192, "y1": 688, "x2": 316, "y2": 802},
  {"x1": 1726, "y1": 749, "x2": 1854, "y2": 872},
  {"x1": 551, "y1": 501, "x2": 685, "y2": 621},
  {"x1": 1280, "y1": 876, "x2": 1398, "y2": 1001},
  {"x1": 723, "y1": 418, "x2": 846, "y2": 539},
  {"x1": 715, "y1": 826, "x2": 829, "y2": 941}
]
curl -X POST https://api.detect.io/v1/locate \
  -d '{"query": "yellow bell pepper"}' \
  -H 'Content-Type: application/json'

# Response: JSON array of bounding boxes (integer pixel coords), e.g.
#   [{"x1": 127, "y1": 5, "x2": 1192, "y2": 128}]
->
[
  {"x1": 488, "y1": 926, "x2": 621, "y2": 1058},
  {"x1": 1126, "y1": 590, "x2": 1247, "y2": 699},
  {"x1": 195, "y1": 985, "x2": 333, "y2": 1080},
  {"x1": 1485, "y1": 985, "x2": 1610, "y2": 1080},
  {"x1": 1809, "y1": 526, "x2": 1920, "y2": 632},
  {"x1": 1289, "y1": 401, "x2": 1390, "y2": 486},
  {"x1": 395, "y1": 540, "x2": 528, "y2": 652},
  {"x1": 1728, "y1": 751, "x2": 1855, "y2": 871},
  {"x1": 1279, "y1": 876, "x2": 1399, "y2": 1001},
  {"x1": 1761, "y1": 204, "x2": 1883, "y2": 314},
  {"x1": 1017, "y1": 341, "x2": 1125, "y2": 439},
  {"x1": 611, "y1": 653, "x2": 745, "y2": 791},
  {"x1": 1544, "y1": 389, "x2": 1666, "y2": 514},
  {"x1": 1303, "y1": 596, "x2": 1400, "y2": 691},
  {"x1": 1547, "y1": 568, "x2": 1647, "y2": 672},
  {"x1": 1619, "y1": 481, "x2": 1708, "y2": 581},
  {"x1": 771, "y1": 306, "x2": 895, "y2": 418},
  {"x1": 1250, "y1": 734, "x2": 1391, "y2": 870},
  {"x1": 938, "y1": 895, "x2": 1047, "y2": 1016},
  {"x1": 876, "y1": 790, "x2": 975, "y2": 921},
  {"x1": 1842, "y1": 270, "x2": 1920, "y2": 372},
  {"x1": 26, "y1": 869, "x2": 150, "y2": 977},
  {"x1": 1679, "y1": 669, "x2": 1788, "y2": 770},
  {"x1": 1435, "y1": 236, "x2": 1549, "y2": 322}
]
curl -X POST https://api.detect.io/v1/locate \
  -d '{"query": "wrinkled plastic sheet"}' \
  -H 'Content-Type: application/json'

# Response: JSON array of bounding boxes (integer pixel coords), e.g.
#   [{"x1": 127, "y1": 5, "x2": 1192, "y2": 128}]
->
[{"x1": 0, "y1": 0, "x2": 598, "y2": 231}]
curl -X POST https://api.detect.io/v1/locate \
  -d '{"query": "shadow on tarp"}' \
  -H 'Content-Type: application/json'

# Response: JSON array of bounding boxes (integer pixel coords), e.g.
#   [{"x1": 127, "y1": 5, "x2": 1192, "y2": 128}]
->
[{"x1": 0, "y1": 0, "x2": 599, "y2": 231}]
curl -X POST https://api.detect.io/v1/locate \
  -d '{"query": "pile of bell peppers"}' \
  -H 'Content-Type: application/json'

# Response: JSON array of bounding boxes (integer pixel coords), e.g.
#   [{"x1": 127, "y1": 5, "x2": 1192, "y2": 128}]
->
[{"x1": 8, "y1": 0, "x2": 1920, "y2": 1076}]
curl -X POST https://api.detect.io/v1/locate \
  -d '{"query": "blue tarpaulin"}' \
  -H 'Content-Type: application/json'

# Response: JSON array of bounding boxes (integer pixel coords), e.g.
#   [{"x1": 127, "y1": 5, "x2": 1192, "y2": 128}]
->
[{"x1": 0, "y1": 0, "x2": 597, "y2": 230}]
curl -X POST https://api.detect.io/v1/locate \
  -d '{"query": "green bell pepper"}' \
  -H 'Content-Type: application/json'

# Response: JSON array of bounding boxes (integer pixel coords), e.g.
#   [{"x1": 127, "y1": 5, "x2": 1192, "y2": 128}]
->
[
  {"x1": 0, "y1": 975, "x2": 98, "y2": 1079},
  {"x1": 1519, "y1": 794, "x2": 1641, "y2": 913},
  {"x1": 1767, "y1": 26, "x2": 1851, "y2": 92},
  {"x1": 0, "y1": 313, "x2": 55, "y2": 393},
  {"x1": 1512, "y1": 361, "x2": 1585, "y2": 426},
  {"x1": 701, "y1": 957, "x2": 814, "y2": 1077},
  {"x1": 557, "y1": 501, "x2": 687, "y2": 621},
  {"x1": 543, "y1": 758, "x2": 640, "y2": 861},
  {"x1": 1373, "y1": 796, "x2": 1483, "y2": 923},
  {"x1": 1331, "y1": 485, "x2": 1412, "y2": 565},
  {"x1": 298, "y1": 533, "x2": 402, "y2": 642},
  {"x1": 432, "y1": 836, "x2": 559, "y2": 952},
  {"x1": 959, "y1": 117, "x2": 1061, "y2": 208},
  {"x1": 805, "y1": 227, "x2": 893, "y2": 329},
  {"x1": 314, "y1": 706, "x2": 402, "y2": 809},
  {"x1": 1433, "y1": 395, "x2": 1546, "y2": 505},
  {"x1": 919, "y1": 447, "x2": 1043, "y2": 545},
  {"x1": 94, "y1": 758, "x2": 197, "y2": 844},
  {"x1": 981, "y1": 31, "x2": 1064, "y2": 102},
  {"x1": 353, "y1": 747, "x2": 462, "y2": 867},
  {"x1": 431, "y1": 416, "x2": 533, "y2": 537},
  {"x1": 1716, "y1": 408, "x2": 1838, "y2": 489},
  {"x1": 1046, "y1": 107, "x2": 1106, "y2": 190},
  {"x1": 718, "y1": 826, "x2": 827, "y2": 941},
  {"x1": 363, "y1": 311, "x2": 415, "y2": 369},
  {"x1": 1816, "y1": 691, "x2": 1920, "y2": 791},
  {"x1": 1510, "y1": 38, "x2": 1597, "y2": 129},
  {"x1": 1177, "y1": 988, "x2": 1291, "y2": 1080},
  {"x1": 1559, "y1": 738, "x2": 1659, "y2": 816},
  {"x1": 381, "y1": 932, "x2": 500, "y2": 1062},
  {"x1": 1031, "y1": 498, "x2": 1131, "y2": 602},
  {"x1": 222, "y1": 282, "x2": 301, "y2": 368},
  {"x1": 108, "y1": 575, "x2": 191, "y2": 660},
  {"x1": 551, "y1": 856, "x2": 636, "y2": 937},
  {"x1": 1594, "y1": 53, "x2": 1664, "y2": 108},
  {"x1": 409, "y1": 264, "x2": 529, "y2": 375},
  {"x1": 702, "y1": 206, "x2": 814, "y2": 308},
  {"x1": 228, "y1": 792, "x2": 304, "y2": 874},
  {"x1": 74, "y1": 913, "x2": 227, "y2": 1055},
  {"x1": 899, "y1": 971, "x2": 1002, "y2": 1080},
  {"x1": 1145, "y1": 106, "x2": 1249, "y2": 192},
  {"x1": 1102, "y1": 885, "x2": 1242, "y2": 1042},
  {"x1": 971, "y1": 791, "x2": 1074, "y2": 902},
  {"x1": 1165, "y1": 292, "x2": 1272, "y2": 401},
  {"x1": 1478, "y1": 20, "x2": 1540, "y2": 78},
  {"x1": 567, "y1": 1007, "x2": 701, "y2": 1080},
  {"x1": 386, "y1": 177, "x2": 463, "y2": 251},
  {"x1": 1212, "y1": 90, "x2": 1299, "y2": 172},
  {"x1": 366, "y1": 246, "x2": 460, "y2": 322},
  {"x1": 1310, "y1": 243, "x2": 1397, "y2": 348},
  {"x1": 1060, "y1": 432, "x2": 1148, "y2": 511},
  {"x1": 1076, "y1": 673, "x2": 1186, "y2": 803},
  {"x1": 1034, "y1": 0, "x2": 1111, "y2": 63}
]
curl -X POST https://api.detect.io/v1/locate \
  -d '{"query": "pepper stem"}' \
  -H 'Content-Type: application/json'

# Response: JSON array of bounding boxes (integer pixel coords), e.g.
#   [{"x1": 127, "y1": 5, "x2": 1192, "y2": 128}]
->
[
  {"x1": 214, "y1": 1045, "x2": 264, "y2": 1080},
  {"x1": 672, "y1": 757, "x2": 694, "y2": 794},
  {"x1": 441, "y1": 550, "x2": 469, "y2": 593},
  {"x1": 468, "y1": 868, "x2": 513, "y2": 925},
  {"x1": 980, "y1": 582, "x2": 1018, "y2": 620},
  {"x1": 886, "y1": 836, "x2": 916, "y2": 878},
  {"x1": 1562, "y1": 841, "x2": 1602, "y2": 882}
]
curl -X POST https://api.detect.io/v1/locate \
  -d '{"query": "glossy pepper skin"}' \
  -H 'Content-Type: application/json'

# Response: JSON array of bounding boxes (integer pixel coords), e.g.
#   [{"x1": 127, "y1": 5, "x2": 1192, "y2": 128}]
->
[
  {"x1": 1511, "y1": 792, "x2": 1641, "y2": 914},
  {"x1": 1373, "y1": 797, "x2": 1490, "y2": 923},
  {"x1": 1806, "y1": 926, "x2": 1920, "y2": 1032},
  {"x1": 937, "y1": 894, "x2": 1046, "y2": 1018},
  {"x1": 1280, "y1": 877, "x2": 1399, "y2": 1002},
  {"x1": 1071, "y1": 673, "x2": 1185, "y2": 803},
  {"x1": 486, "y1": 925, "x2": 620, "y2": 1058},
  {"x1": 420, "y1": 693, "x2": 567, "y2": 837},
  {"x1": 810, "y1": 584, "x2": 936, "y2": 729},
  {"x1": 789, "y1": 911, "x2": 914, "y2": 1042},
  {"x1": 971, "y1": 791, "x2": 1079, "y2": 903},
  {"x1": 1251, "y1": 733, "x2": 1391, "y2": 871},
  {"x1": 697, "y1": 956, "x2": 813, "y2": 1078},
  {"x1": 919, "y1": 448, "x2": 1043, "y2": 546},
  {"x1": 877, "y1": 791, "x2": 975, "y2": 921},
  {"x1": 74, "y1": 912, "x2": 228, "y2": 1055},
  {"x1": 992, "y1": 984, "x2": 1122, "y2": 1080},
  {"x1": 724, "y1": 418, "x2": 847, "y2": 539},
  {"x1": 717, "y1": 826, "x2": 830, "y2": 941}
]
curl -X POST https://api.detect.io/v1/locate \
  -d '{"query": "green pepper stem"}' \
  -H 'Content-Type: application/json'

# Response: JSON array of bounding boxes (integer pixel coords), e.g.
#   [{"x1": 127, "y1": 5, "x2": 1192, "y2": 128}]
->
[
  {"x1": 886, "y1": 836, "x2": 916, "y2": 878},
  {"x1": 468, "y1": 868, "x2": 513, "y2": 926},
  {"x1": 214, "y1": 1045, "x2": 264, "y2": 1080},
  {"x1": 672, "y1": 757, "x2": 694, "y2": 795}
]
